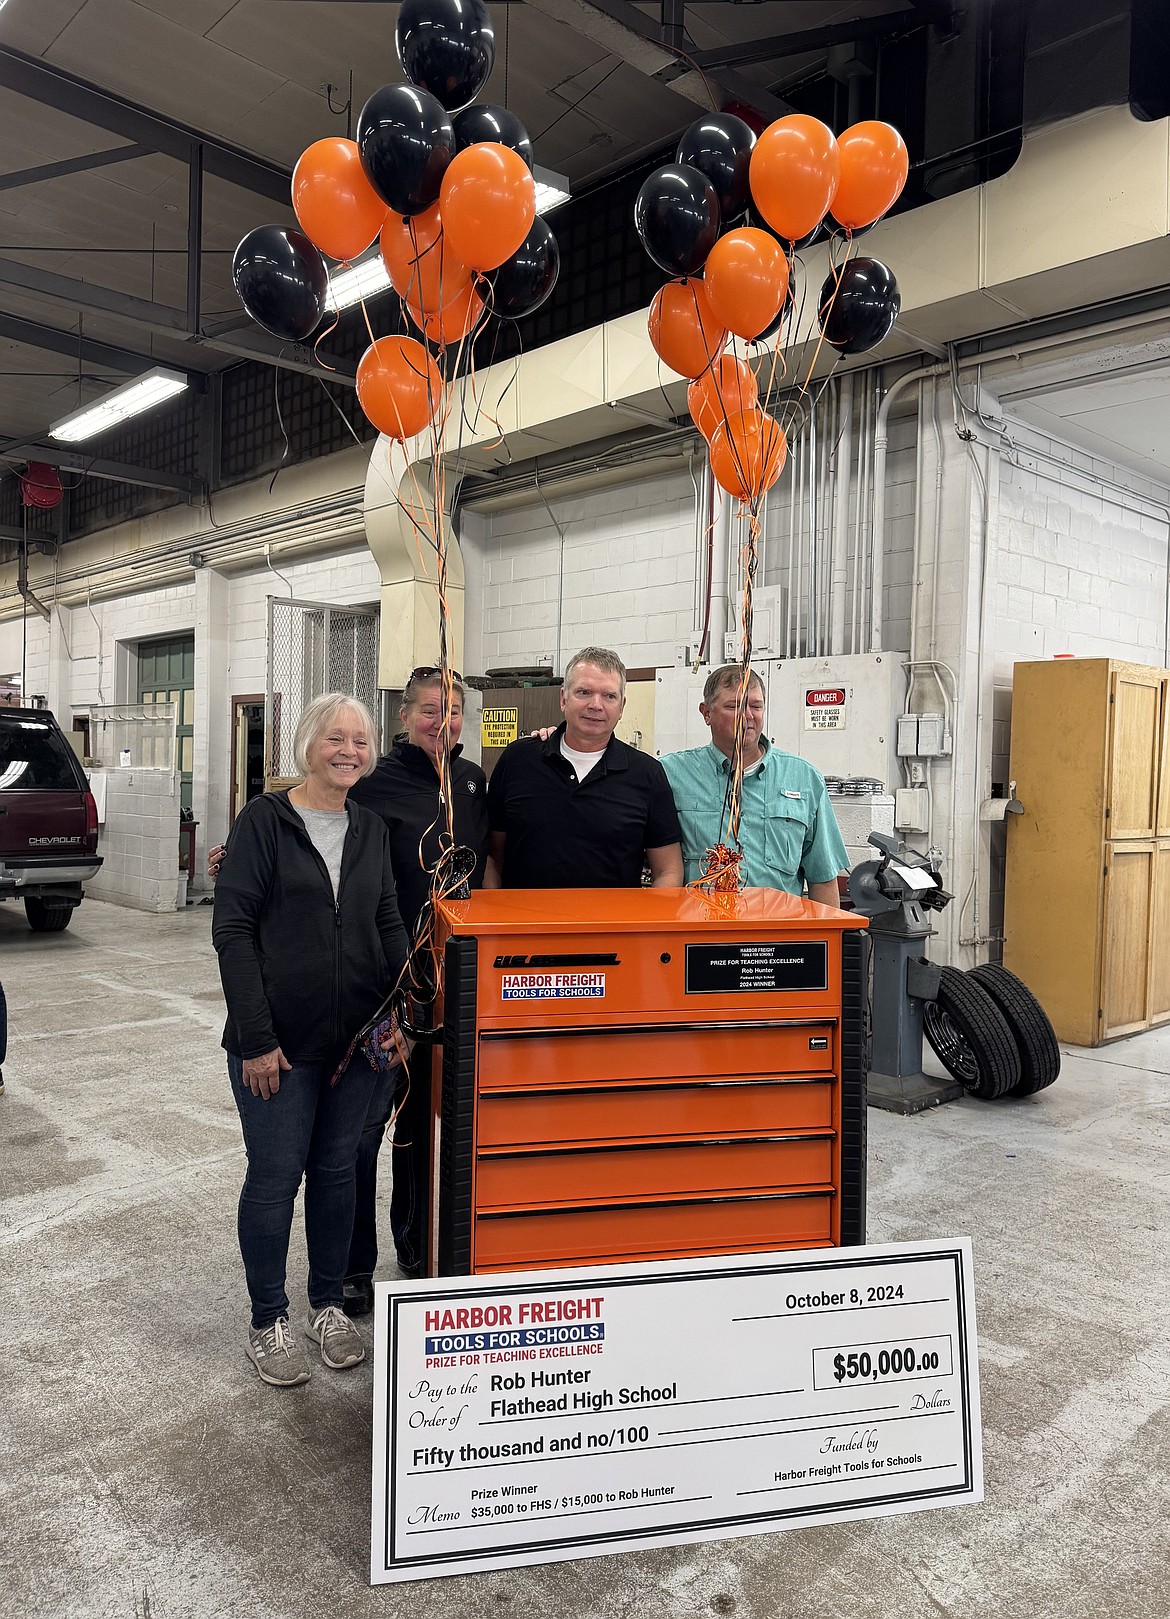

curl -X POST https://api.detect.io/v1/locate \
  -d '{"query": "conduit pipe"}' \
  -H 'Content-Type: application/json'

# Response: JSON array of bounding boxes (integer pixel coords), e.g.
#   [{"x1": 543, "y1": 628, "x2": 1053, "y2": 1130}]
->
[
  {"x1": 830, "y1": 375, "x2": 853, "y2": 655},
  {"x1": 872, "y1": 362, "x2": 948, "y2": 653}
]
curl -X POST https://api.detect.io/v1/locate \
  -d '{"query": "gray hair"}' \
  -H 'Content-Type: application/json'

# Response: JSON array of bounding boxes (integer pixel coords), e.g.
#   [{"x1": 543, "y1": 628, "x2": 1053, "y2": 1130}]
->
[
  {"x1": 293, "y1": 692, "x2": 379, "y2": 777},
  {"x1": 564, "y1": 646, "x2": 627, "y2": 698},
  {"x1": 702, "y1": 664, "x2": 765, "y2": 704}
]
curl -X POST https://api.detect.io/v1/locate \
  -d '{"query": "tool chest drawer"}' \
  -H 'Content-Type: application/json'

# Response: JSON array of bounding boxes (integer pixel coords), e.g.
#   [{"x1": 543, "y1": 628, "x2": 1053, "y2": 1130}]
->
[
  {"x1": 472, "y1": 1191, "x2": 835, "y2": 1270},
  {"x1": 474, "y1": 1134, "x2": 835, "y2": 1210},
  {"x1": 475, "y1": 1077, "x2": 836, "y2": 1148}
]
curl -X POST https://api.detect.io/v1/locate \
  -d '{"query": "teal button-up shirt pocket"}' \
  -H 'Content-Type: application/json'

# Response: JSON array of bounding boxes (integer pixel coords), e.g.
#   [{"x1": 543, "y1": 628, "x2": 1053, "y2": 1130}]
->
[
  {"x1": 764, "y1": 797, "x2": 812, "y2": 887},
  {"x1": 679, "y1": 795, "x2": 729, "y2": 862}
]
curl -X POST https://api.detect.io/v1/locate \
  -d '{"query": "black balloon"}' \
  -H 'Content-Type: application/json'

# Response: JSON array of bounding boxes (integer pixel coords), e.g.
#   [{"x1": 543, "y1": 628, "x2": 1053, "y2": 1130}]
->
[
  {"x1": 634, "y1": 164, "x2": 720, "y2": 277},
  {"x1": 818, "y1": 258, "x2": 901, "y2": 355},
  {"x1": 357, "y1": 83, "x2": 455, "y2": 216},
  {"x1": 676, "y1": 113, "x2": 755, "y2": 225},
  {"x1": 453, "y1": 103, "x2": 534, "y2": 170},
  {"x1": 490, "y1": 218, "x2": 560, "y2": 318},
  {"x1": 396, "y1": 0, "x2": 495, "y2": 112},
  {"x1": 232, "y1": 225, "x2": 327, "y2": 343}
]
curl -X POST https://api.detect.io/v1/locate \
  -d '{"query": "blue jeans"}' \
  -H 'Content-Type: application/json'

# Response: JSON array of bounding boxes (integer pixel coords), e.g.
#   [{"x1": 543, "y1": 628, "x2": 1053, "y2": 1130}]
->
[
  {"x1": 347, "y1": 1049, "x2": 429, "y2": 1282},
  {"x1": 228, "y1": 1051, "x2": 380, "y2": 1330}
]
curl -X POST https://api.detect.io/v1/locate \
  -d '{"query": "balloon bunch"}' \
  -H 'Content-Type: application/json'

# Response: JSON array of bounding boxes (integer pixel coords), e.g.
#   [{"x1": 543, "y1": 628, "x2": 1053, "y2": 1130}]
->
[
  {"x1": 231, "y1": 0, "x2": 561, "y2": 445},
  {"x1": 636, "y1": 112, "x2": 908, "y2": 881},
  {"x1": 635, "y1": 112, "x2": 907, "y2": 509}
]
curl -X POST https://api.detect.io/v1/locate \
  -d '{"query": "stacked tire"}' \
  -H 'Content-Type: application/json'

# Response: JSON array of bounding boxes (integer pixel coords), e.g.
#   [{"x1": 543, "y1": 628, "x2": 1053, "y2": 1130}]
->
[{"x1": 923, "y1": 964, "x2": 1060, "y2": 1101}]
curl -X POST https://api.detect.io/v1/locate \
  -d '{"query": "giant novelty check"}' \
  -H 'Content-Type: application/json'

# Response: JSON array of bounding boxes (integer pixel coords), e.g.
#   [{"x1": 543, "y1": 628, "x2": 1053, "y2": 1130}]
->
[{"x1": 370, "y1": 1241, "x2": 982, "y2": 1583}]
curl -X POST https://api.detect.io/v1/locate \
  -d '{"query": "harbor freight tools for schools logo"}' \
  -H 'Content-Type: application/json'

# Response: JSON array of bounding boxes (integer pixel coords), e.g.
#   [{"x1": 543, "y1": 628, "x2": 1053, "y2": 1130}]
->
[{"x1": 501, "y1": 972, "x2": 607, "y2": 1000}]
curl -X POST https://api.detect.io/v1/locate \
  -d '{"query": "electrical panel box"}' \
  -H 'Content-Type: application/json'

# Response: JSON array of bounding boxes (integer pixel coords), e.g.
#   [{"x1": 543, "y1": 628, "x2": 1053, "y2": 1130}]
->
[
  {"x1": 655, "y1": 653, "x2": 908, "y2": 793},
  {"x1": 895, "y1": 786, "x2": 930, "y2": 832},
  {"x1": 896, "y1": 712, "x2": 950, "y2": 759}
]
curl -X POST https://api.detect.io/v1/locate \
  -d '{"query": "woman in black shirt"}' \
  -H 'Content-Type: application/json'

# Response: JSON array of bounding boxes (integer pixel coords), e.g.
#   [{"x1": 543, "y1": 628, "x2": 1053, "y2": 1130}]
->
[{"x1": 343, "y1": 669, "x2": 488, "y2": 1308}]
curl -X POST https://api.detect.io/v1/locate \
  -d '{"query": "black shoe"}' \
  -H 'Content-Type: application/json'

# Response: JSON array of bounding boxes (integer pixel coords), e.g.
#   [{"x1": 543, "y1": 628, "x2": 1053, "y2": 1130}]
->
[
  {"x1": 396, "y1": 1254, "x2": 424, "y2": 1280},
  {"x1": 341, "y1": 1278, "x2": 374, "y2": 1318}
]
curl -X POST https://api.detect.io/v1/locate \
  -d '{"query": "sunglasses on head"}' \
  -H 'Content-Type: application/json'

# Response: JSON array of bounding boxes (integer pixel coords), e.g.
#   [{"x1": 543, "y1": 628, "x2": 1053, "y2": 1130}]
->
[{"x1": 407, "y1": 665, "x2": 463, "y2": 681}]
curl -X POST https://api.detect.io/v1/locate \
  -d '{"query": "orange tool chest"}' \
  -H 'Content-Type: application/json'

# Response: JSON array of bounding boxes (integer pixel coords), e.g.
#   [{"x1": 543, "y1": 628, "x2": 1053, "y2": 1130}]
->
[{"x1": 430, "y1": 888, "x2": 869, "y2": 1276}]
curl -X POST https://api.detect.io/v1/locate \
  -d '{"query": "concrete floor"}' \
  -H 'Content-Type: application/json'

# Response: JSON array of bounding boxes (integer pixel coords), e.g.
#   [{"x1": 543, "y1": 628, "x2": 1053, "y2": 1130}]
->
[{"x1": 1, "y1": 897, "x2": 1166, "y2": 1619}]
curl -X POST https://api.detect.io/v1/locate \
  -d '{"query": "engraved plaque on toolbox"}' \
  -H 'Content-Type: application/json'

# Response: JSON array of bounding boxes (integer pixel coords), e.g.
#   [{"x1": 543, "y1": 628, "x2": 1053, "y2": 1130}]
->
[{"x1": 685, "y1": 940, "x2": 828, "y2": 994}]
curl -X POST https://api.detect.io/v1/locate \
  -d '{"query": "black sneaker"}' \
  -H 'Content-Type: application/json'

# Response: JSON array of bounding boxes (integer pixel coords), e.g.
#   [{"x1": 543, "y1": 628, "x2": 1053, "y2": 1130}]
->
[
  {"x1": 396, "y1": 1253, "x2": 424, "y2": 1280},
  {"x1": 342, "y1": 1278, "x2": 374, "y2": 1318}
]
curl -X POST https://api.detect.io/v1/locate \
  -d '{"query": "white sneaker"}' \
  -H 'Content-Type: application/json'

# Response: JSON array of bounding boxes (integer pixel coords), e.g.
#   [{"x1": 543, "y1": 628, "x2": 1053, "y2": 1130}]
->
[
  {"x1": 246, "y1": 1316, "x2": 312, "y2": 1387},
  {"x1": 304, "y1": 1304, "x2": 366, "y2": 1370}
]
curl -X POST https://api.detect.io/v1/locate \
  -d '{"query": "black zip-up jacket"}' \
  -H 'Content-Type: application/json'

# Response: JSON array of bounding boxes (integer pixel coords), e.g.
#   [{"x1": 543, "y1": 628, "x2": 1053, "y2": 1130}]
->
[
  {"x1": 212, "y1": 790, "x2": 409, "y2": 1064},
  {"x1": 349, "y1": 738, "x2": 489, "y2": 929}
]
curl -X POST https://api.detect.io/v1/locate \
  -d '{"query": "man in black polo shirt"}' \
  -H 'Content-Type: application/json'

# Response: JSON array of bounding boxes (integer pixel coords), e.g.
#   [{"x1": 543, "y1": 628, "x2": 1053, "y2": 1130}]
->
[{"x1": 484, "y1": 646, "x2": 683, "y2": 888}]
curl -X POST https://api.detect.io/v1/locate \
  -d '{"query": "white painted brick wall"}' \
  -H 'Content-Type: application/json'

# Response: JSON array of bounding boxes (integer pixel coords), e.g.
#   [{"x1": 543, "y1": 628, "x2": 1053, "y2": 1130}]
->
[
  {"x1": 993, "y1": 442, "x2": 1169, "y2": 678},
  {"x1": 461, "y1": 467, "x2": 698, "y2": 673},
  {"x1": 462, "y1": 422, "x2": 917, "y2": 675},
  {"x1": 88, "y1": 768, "x2": 183, "y2": 913}
]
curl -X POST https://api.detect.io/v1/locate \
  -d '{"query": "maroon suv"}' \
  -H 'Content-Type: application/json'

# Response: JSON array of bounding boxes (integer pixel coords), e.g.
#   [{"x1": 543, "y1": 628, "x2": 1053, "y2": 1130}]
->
[{"x1": 0, "y1": 706, "x2": 101, "y2": 932}]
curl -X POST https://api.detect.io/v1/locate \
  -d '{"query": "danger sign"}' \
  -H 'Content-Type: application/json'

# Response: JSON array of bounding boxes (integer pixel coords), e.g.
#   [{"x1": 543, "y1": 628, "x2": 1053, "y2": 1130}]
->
[{"x1": 805, "y1": 687, "x2": 846, "y2": 731}]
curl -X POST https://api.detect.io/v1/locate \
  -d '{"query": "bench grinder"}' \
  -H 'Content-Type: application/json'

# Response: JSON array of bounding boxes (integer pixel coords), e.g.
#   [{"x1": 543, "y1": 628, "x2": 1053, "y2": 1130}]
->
[{"x1": 847, "y1": 832, "x2": 963, "y2": 1115}]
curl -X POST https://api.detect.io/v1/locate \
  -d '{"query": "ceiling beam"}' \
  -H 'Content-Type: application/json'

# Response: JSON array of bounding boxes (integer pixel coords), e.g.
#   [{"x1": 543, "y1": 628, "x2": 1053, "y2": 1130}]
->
[
  {"x1": 689, "y1": 11, "x2": 925, "y2": 73},
  {"x1": 0, "y1": 144, "x2": 150, "y2": 194},
  {"x1": 524, "y1": 0, "x2": 792, "y2": 120},
  {"x1": 0, "y1": 257, "x2": 354, "y2": 383},
  {"x1": 0, "y1": 254, "x2": 189, "y2": 331},
  {"x1": 189, "y1": 330, "x2": 357, "y2": 387},
  {"x1": 0, "y1": 310, "x2": 205, "y2": 375},
  {"x1": 0, "y1": 441, "x2": 202, "y2": 496},
  {"x1": 0, "y1": 45, "x2": 290, "y2": 205}
]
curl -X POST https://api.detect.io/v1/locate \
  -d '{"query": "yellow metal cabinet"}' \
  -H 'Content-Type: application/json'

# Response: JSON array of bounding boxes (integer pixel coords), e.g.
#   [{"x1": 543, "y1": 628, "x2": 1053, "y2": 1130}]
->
[{"x1": 1004, "y1": 658, "x2": 1170, "y2": 1045}]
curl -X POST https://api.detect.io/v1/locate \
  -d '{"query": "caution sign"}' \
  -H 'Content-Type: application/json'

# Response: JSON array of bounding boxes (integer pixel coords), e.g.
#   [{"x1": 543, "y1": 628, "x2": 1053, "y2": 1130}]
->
[
  {"x1": 804, "y1": 687, "x2": 846, "y2": 731},
  {"x1": 482, "y1": 707, "x2": 519, "y2": 748}
]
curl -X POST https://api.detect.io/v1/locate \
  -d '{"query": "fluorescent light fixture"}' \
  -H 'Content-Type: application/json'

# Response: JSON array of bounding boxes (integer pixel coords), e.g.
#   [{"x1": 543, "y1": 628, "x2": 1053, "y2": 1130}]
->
[
  {"x1": 533, "y1": 164, "x2": 571, "y2": 214},
  {"x1": 326, "y1": 167, "x2": 569, "y2": 312},
  {"x1": 49, "y1": 366, "x2": 188, "y2": 443},
  {"x1": 327, "y1": 253, "x2": 393, "y2": 312}
]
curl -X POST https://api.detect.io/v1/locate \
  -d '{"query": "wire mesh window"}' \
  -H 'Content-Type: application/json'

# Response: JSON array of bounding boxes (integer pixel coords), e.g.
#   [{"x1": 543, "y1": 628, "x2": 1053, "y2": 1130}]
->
[{"x1": 266, "y1": 597, "x2": 379, "y2": 779}]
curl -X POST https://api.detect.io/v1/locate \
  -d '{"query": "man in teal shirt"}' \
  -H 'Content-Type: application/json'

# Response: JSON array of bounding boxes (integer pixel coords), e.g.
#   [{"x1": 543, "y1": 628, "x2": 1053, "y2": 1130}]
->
[{"x1": 661, "y1": 664, "x2": 848, "y2": 904}]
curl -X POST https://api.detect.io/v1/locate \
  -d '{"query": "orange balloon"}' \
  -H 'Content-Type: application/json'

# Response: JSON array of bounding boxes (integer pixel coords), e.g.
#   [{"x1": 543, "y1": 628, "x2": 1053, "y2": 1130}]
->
[
  {"x1": 356, "y1": 336, "x2": 442, "y2": 440},
  {"x1": 380, "y1": 203, "x2": 472, "y2": 312},
  {"x1": 687, "y1": 355, "x2": 759, "y2": 442},
  {"x1": 648, "y1": 279, "x2": 727, "y2": 379},
  {"x1": 749, "y1": 115, "x2": 840, "y2": 243},
  {"x1": 406, "y1": 277, "x2": 485, "y2": 345},
  {"x1": 709, "y1": 410, "x2": 787, "y2": 503},
  {"x1": 832, "y1": 121, "x2": 909, "y2": 230},
  {"x1": 439, "y1": 143, "x2": 536, "y2": 272},
  {"x1": 703, "y1": 227, "x2": 790, "y2": 340},
  {"x1": 292, "y1": 137, "x2": 387, "y2": 262}
]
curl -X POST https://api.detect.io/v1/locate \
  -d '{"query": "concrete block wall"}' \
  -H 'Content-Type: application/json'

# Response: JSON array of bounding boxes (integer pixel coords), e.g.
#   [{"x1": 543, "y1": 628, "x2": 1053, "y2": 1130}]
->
[
  {"x1": 993, "y1": 451, "x2": 1169, "y2": 677},
  {"x1": 461, "y1": 419, "x2": 919, "y2": 678},
  {"x1": 460, "y1": 466, "x2": 698, "y2": 675},
  {"x1": 224, "y1": 550, "x2": 382, "y2": 696},
  {"x1": 87, "y1": 768, "x2": 183, "y2": 913}
]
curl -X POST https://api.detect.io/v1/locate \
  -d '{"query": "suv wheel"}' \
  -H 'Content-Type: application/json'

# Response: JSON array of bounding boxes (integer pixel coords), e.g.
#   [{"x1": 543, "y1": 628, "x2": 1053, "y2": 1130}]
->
[{"x1": 25, "y1": 897, "x2": 75, "y2": 933}]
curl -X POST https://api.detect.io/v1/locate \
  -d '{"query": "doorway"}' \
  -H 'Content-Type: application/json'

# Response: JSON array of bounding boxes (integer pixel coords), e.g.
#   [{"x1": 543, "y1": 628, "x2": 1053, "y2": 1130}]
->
[
  {"x1": 137, "y1": 633, "x2": 195, "y2": 812},
  {"x1": 230, "y1": 696, "x2": 266, "y2": 823}
]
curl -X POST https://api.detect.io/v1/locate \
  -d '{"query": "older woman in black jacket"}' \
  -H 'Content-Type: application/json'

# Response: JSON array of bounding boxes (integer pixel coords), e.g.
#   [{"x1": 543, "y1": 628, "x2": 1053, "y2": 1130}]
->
[{"x1": 213, "y1": 692, "x2": 408, "y2": 1389}]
